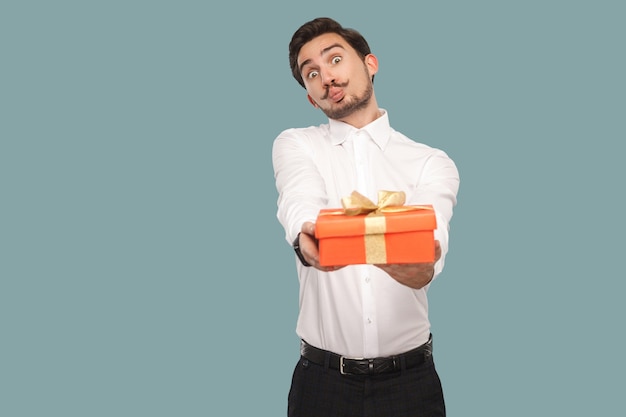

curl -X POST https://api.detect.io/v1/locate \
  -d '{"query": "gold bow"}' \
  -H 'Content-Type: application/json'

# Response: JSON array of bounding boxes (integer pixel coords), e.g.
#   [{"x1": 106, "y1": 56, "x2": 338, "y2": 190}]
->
[{"x1": 341, "y1": 190, "x2": 430, "y2": 216}]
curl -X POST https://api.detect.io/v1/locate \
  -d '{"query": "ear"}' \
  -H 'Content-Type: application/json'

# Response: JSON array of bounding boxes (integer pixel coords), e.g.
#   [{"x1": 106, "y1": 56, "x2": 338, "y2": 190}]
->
[
  {"x1": 365, "y1": 53, "x2": 379, "y2": 77},
  {"x1": 307, "y1": 94, "x2": 319, "y2": 108}
]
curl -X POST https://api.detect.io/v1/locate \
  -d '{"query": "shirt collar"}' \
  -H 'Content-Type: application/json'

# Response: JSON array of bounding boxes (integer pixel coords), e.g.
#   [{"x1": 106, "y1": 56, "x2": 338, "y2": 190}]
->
[{"x1": 328, "y1": 109, "x2": 391, "y2": 150}]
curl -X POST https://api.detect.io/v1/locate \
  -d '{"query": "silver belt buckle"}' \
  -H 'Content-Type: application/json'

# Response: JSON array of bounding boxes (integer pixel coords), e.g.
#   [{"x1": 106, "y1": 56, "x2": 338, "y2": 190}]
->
[
  {"x1": 340, "y1": 356, "x2": 348, "y2": 375},
  {"x1": 340, "y1": 356, "x2": 365, "y2": 375}
]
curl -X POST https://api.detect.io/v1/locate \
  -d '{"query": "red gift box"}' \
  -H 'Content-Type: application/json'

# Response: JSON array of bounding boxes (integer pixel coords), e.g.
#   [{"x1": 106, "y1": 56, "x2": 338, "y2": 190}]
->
[{"x1": 314, "y1": 191, "x2": 437, "y2": 266}]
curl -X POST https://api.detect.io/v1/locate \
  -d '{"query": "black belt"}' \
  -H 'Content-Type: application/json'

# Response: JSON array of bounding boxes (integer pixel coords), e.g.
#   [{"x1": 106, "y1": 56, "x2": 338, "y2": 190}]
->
[{"x1": 300, "y1": 335, "x2": 433, "y2": 375}]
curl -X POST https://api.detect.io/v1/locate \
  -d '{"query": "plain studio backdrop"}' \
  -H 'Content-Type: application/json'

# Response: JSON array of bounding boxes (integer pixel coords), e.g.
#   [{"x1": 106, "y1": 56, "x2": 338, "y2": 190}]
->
[{"x1": 1, "y1": 1, "x2": 624, "y2": 416}]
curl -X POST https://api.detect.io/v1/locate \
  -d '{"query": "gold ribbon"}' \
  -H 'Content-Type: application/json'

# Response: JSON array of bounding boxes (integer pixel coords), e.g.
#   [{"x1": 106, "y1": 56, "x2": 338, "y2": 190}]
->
[
  {"x1": 364, "y1": 214, "x2": 387, "y2": 263},
  {"x1": 345, "y1": 191, "x2": 403, "y2": 263}
]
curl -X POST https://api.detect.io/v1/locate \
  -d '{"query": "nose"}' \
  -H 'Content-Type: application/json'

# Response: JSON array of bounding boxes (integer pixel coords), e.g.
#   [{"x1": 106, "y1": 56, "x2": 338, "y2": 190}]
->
[{"x1": 320, "y1": 67, "x2": 336, "y2": 86}]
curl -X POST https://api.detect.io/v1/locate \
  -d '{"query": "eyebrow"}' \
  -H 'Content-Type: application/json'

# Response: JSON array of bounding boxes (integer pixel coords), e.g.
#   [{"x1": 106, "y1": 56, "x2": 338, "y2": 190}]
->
[{"x1": 299, "y1": 43, "x2": 346, "y2": 75}]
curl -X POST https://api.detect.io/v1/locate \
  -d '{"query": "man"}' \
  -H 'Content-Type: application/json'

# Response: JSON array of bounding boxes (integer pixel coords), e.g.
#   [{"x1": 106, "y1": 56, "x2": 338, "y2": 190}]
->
[{"x1": 272, "y1": 17, "x2": 459, "y2": 417}]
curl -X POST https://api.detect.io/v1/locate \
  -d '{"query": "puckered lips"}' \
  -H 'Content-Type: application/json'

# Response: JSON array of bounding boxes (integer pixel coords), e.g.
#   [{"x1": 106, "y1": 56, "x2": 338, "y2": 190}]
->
[{"x1": 326, "y1": 87, "x2": 345, "y2": 103}]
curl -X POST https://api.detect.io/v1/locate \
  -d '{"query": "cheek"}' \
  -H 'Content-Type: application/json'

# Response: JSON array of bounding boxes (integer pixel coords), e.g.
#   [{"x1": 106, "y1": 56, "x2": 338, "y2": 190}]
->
[{"x1": 304, "y1": 82, "x2": 322, "y2": 96}]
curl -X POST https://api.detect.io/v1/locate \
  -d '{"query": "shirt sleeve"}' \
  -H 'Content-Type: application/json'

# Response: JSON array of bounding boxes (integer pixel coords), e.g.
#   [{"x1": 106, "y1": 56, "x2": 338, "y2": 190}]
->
[
  {"x1": 272, "y1": 128, "x2": 329, "y2": 243},
  {"x1": 407, "y1": 149, "x2": 460, "y2": 279}
]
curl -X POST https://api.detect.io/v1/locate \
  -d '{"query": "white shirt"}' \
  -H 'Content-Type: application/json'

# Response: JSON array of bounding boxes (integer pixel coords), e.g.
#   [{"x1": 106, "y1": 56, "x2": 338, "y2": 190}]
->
[{"x1": 272, "y1": 110, "x2": 459, "y2": 358}]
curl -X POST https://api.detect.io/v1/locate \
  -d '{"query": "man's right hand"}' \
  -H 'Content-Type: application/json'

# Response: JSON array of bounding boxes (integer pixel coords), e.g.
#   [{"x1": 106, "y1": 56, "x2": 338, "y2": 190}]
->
[{"x1": 299, "y1": 222, "x2": 344, "y2": 272}]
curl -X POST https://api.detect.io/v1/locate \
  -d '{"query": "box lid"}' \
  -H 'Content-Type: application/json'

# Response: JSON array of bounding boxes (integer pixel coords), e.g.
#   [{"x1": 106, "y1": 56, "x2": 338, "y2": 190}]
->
[{"x1": 315, "y1": 205, "x2": 436, "y2": 239}]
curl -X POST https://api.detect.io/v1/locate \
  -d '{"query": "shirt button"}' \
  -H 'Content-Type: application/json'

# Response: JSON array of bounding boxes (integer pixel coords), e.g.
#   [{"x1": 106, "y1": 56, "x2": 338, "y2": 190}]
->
[
  {"x1": 367, "y1": 318, "x2": 372, "y2": 324},
  {"x1": 365, "y1": 277, "x2": 371, "y2": 283}
]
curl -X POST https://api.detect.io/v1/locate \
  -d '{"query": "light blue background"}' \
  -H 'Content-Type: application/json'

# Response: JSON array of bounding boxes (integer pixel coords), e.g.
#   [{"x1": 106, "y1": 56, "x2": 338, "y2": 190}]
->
[{"x1": 2, "y1": 1, "x2": 624, "y2": 416}]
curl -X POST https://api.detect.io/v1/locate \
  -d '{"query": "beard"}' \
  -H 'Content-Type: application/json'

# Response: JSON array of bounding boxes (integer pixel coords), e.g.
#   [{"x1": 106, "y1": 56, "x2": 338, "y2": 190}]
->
[{"x1": 319, "y1": 81, "x2": 374, "y2": 120}]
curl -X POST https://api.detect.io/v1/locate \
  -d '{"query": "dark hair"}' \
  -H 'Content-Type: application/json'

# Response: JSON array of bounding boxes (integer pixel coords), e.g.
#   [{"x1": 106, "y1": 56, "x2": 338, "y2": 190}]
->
[{"x1": 289, "y1": 17, "x2": 372, "y2": 88}]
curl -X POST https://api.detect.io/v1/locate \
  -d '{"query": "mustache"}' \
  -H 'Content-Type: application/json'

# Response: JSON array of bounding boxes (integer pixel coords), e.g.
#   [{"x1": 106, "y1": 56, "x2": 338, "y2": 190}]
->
[{"x1": 321, "y1": 81, "x2": 348, "y2": 100}]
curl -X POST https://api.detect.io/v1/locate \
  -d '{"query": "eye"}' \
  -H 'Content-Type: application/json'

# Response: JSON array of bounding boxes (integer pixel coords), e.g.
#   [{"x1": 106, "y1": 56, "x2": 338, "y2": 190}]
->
[
  {"x1": 331, "y1": 56, "x2": 342, "y2": 64},
  {"x1": 307, "y1": 70, "x2": 319, "y2": 79}
]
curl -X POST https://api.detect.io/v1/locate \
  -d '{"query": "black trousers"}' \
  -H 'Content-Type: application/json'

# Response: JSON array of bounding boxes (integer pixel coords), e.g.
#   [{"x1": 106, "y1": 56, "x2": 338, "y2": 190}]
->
[{"x1": 287, "y1": 350, "x2": 446, "y2": 417}]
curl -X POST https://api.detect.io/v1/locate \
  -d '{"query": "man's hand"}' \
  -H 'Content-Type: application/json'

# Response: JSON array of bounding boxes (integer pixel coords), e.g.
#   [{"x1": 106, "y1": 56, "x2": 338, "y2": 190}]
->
[
  {"x1": 298, "y1": 222, "x2": 345, "y2": 272},
  {"x1": 375, "y1": 240, "x2": 442, "y2": 289}
]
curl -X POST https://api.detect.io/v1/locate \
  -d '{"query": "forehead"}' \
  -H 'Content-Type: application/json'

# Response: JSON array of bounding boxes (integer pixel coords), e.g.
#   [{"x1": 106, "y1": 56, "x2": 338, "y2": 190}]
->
[{"x1": 297, "y1": 32, "x2": 352, "y2": 67}]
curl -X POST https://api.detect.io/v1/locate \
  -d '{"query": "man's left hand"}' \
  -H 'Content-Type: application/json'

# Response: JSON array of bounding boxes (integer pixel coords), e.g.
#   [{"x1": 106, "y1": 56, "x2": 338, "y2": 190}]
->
[{"x1": 375, "y1": 240, "x2": 442, "y2": 289}]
